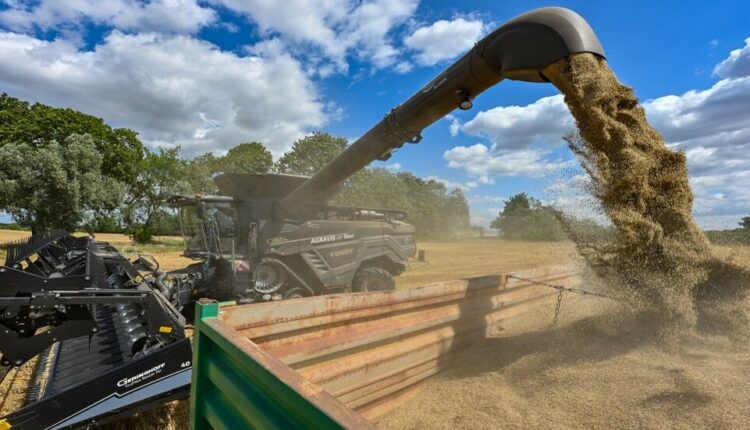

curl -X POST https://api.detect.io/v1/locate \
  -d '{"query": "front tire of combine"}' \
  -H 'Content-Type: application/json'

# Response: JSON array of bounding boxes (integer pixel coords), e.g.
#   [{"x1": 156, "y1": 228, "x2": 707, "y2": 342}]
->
[{"x1": 352, "y1": 267, "x2": 395, "y2": 292}]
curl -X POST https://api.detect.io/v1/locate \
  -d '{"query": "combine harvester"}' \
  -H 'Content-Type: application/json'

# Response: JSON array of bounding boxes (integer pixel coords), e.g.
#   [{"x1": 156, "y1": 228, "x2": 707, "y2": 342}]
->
[{"x1": 1, "y1": 6, "x2": 603, "y2": 429}]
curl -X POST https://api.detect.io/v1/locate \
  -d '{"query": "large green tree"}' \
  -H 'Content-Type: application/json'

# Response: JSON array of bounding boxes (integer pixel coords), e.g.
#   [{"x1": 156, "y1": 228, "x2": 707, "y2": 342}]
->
[
  {"x1": 275, "y1": 132, "x2": 348, "y2": 175},
  {"x1": 740, "y1": 216, "x2": 750, "y2": 230},
  {"x1": 0, "y1": 93, "x2": 146, "y2": 188},
  {"x1": 186, "y1": 142, "x2": 273, "y2": 194},
  {"x1": 0, "y1": 134, "x2": 125, "y2": 233},
  {"x1": 124, "y1": 147, "x2": 189, "y2": 242},
  {"x1": 491, "y1": 193, "x2": 567, "y2": 241},
  {"x1": 185, "y1": 152, "x2": 221, "y2": 194},
  {"x1": 333, "y1": 169, "x2": 471, "y2": 239},
  {"x1": 333, "y1": 168, "x2": 413, "y2": 212},
  {"x1": 220, "y1": 142, "x2": 273, "y2": 174}
]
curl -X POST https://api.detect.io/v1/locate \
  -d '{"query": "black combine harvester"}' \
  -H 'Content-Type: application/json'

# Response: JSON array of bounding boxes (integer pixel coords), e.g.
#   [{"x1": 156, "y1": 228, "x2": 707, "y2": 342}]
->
[
  {"x1": 168, "y1": 172, "x2": 417, "y2": 304},
  {"x1": 0, "y1": 6, "x2": 604, "y2": 429}
]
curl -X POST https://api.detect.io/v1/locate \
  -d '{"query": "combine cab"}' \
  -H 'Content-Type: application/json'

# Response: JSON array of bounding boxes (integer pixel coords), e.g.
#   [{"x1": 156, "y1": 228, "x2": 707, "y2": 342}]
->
[{"x1": 169, "y1": 173, "x2": 417, "y2": 303}]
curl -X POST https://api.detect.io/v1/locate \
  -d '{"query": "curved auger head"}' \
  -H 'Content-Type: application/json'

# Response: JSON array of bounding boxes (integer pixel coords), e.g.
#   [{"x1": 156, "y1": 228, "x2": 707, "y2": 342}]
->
[{"x1": 477, "y1": 7, "x2": 606, "y2": 83}]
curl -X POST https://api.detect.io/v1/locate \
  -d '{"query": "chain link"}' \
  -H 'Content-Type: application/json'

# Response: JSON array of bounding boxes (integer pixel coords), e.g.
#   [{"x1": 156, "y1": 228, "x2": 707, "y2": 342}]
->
[
  {"x1": 506, "y1": 274, "x2": 617, "y2": 326},
  {"x1": 552, "y1": 289, "x2": 563, "y2": 326}
]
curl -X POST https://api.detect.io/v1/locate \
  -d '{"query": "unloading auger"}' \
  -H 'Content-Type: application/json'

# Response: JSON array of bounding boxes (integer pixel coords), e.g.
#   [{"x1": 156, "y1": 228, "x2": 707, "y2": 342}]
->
[
  {"x1": 0, "y1": 7, "x2": 604, "y2": 429},
  {"x1": 279, "y1": 7, "x2": 604, "y2": 217}
]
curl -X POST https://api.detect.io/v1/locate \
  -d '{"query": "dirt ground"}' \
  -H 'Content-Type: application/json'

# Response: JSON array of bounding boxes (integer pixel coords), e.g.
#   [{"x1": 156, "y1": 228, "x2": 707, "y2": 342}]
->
[
  {"x1": 1, "y1": 230, "x2": 749, "y2": 429},
  {"x1": 380, "y1": 295, "x2": 750, "y2": 430},
  {"x1": 381, "y1": 245, "x2": 750, "y2": 429}
]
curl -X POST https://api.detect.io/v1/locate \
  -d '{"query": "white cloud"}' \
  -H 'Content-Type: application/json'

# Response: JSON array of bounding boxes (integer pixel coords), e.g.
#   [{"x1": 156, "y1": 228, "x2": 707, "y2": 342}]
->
[
  {"x1": 713, "y1": 37, "x2": 750, "y2": 78},
  {"x1": 444, "y1": 144, "x2": 573, "y2": 178},
  {"x1": 468, "y1": 194, "x2": 506, "y2": 204},
  {"x1": 645, "y1": 78, "x2": 750, "y2": 144},
  {"x1": 404, "y1": 17, "x2": 484, "y2": 66},
  {"x1": 641, "y1": 38, "x2": 750, "y2": 227},
  {"x1": 385, "y1": 162, "x2": 402, "y2": 171},
  {"x1": 425, "y1": 176, "x2": 474, "y2": 191},
  {"x1": 394, "y1": 61, "x2": 414, "y2": 74},
  {"x1": 446, "y1": 36, "x2": 750, "y2": 229},
  {"x1": 447, "y1": 116, "x2": 462, "y2": 137},
  {"x1": 0, "y1": 0, "x2": 216, "y2": 35},
  {"x1": 461, "y1": 95, "x2": 572, "y2": 149},
  {"x1": 210, "y1": 0, "x2": 418, "y2": 72},
  {"x1": 0, "y1": 31, "x2": 327, "y2": 156},
  {"x1": 1, "y1": 0, "x2": 424, "y2": 74}
]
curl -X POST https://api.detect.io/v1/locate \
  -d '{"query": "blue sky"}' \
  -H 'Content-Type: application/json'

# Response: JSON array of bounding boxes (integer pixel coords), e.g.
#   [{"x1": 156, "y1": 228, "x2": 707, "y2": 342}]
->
[{"x1": 1, "y1": 0, "x2": 749, "y2": 228}]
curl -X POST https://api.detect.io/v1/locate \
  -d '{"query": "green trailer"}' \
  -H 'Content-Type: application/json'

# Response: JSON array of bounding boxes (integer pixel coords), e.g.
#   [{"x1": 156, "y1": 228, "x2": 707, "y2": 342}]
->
[{"x1": 190, "y1": 265, "x2": 580, "y2": 429}]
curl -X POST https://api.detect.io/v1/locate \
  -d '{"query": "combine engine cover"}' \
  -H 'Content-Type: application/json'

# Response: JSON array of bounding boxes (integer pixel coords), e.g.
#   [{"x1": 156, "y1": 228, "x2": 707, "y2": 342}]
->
[{"x1": 0, "y1": 232, "x2": 192, "y2": 430}]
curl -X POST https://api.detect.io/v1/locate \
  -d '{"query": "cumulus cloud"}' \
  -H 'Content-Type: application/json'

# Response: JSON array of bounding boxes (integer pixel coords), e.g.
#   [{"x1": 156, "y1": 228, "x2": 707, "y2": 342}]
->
[
  {"x1": 468, "y1": 194, "x2": 506, "y2": 204},
  {"x1": 448, "y1": 35, "x2": 750, "y2": 228},
  {"x1": 0, "y1": 31, "x2": 326, "y2": 156},
  {"x1": 461, "y1": 95, "x2": 572, "y2": 149},
  {"x1": 425, "y1": 176, "x2": 474, "y2": 191},
  {"x1": 642, "y1": 39, "x2": 750, "y2": 226},
  {"x1": 0, "y1": 0, "x2": 216, "y2": 35},
  {"x1": 1, "y1": 0, "x2": 425, "y2": 75},
  {"x1": 210, "y1": 0, "x2": 418, "y2": 72},
  {"x1": 713, "y1": 37, "x2": 750, "y2": 78},
  {"x1": 404, "y1": 17, "x2": 484, "y2": 66},
  {"x1": 444, "y1": 144, "x2": 573, "y2": 178}
]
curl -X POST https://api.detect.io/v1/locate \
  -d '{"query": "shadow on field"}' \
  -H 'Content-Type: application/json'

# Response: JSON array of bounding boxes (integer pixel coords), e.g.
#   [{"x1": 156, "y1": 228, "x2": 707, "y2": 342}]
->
[{"x1": 443, "y1": 309, "x2": 656, "y2": 382}]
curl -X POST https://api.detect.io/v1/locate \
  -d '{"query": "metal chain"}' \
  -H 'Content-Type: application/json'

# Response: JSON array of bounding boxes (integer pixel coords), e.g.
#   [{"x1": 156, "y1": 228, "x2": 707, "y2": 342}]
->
[
  {"x1": 506, "y1": 274, "x2": 617, "y2": 326},
  {"x1": 552, "y1": 289, "x2": 563, "y2": 326},
  {"x1": 506, "y1": 274, "x2": 615, "y2": 300}
]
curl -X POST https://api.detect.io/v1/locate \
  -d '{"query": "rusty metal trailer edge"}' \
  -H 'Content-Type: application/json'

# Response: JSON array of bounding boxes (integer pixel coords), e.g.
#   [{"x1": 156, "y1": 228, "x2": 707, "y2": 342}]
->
[
  {"x1": 190, "y1": 265, "x2": 581, "y2": 429},
  {"x1": 191, "y1": 300, "x2": 376, "y2": 429}
]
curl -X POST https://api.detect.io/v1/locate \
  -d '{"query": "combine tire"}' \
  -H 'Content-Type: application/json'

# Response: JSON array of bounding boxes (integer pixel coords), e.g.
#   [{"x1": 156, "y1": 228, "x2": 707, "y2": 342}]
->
[
  {"x1": 352, "y1": 267, "x2": 395, "y2": 292},
  {"x1": 284, "y1": 286, "x2": 313, "y2": 299}
]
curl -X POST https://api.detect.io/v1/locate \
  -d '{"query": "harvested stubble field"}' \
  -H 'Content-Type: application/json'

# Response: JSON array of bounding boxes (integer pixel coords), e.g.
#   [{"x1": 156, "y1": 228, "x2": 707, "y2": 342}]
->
[{"x1": 1, "y1": 230, "x2": 749, "y2": 429}]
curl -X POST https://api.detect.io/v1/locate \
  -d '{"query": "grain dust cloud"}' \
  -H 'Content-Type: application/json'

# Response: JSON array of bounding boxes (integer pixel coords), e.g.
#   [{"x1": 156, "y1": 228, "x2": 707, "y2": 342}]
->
[
  {"x1": 545, "y1": 53, "x2": 750, "y2": 334},
  {"x1": 381, "y1": 54, "x2": 750, "y2": 429}
]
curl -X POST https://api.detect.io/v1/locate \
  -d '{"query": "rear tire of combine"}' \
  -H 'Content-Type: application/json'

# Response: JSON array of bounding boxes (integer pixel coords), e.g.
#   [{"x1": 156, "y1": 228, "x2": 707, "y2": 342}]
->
[{"x1": 352, "y1": 267, "x2": 395, "y2": 292}]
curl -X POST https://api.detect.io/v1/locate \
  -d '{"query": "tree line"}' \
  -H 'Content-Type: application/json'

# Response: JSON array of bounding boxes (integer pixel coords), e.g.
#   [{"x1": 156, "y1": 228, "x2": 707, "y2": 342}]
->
[{"x1": 0, "y1": 93, "x2": 470, "y2": 242}]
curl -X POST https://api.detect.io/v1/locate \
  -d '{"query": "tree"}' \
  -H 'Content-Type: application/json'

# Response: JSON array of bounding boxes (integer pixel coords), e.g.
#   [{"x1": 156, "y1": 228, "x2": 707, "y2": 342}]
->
[
  {"x1": 185, "y1": 152, "x2": 221, "y2": 194},
  {"x1": 444, "y1": 188, "x2": 471, "y2": 232},
  {"x1": 491, "y1": 193, "x2": 567, "y2": 241},
  {"x1": 741, "y1": 216, "x2": 750, "y2": 230},
  {"x1": 185, "y1": 143, "x2": 273, "y2": 194},
  {"x1": 333, "y1": 169, "x2": 471, "y2": 240},
  {"x1": 0, "y1": 134, "x2": 125, "y2": 233},
  {"x1": 0, "y1": 93, "x2": 146, "y2": 189},
  {"x1": 497, "y1": 193, "x2": 533, "y2": 218},
  {"x1": 124, "y1": 147, "x2": 189, "y2": 243},
  {"x1": 220, "y1": 142, "x2": 273, "y2": 174},
  {"x1": 334, "y1": 168, "x2": 413, "y2": 212},
  {"x1": 276, "y1": 132, "x2": 348, "y2": 175}
]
